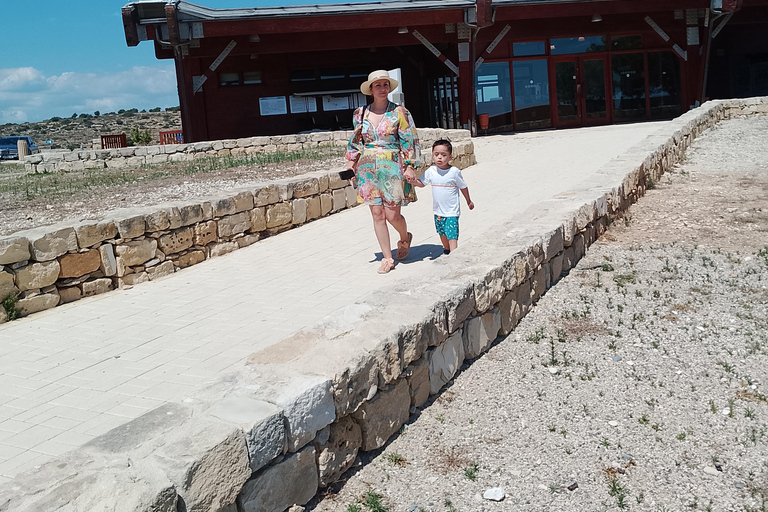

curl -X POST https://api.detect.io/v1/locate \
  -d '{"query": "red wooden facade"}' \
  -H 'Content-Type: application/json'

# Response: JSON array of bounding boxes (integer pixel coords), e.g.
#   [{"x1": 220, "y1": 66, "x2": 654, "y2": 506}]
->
[{"x1": 122, "y1": 0, "x2": 768, "y2": 142}]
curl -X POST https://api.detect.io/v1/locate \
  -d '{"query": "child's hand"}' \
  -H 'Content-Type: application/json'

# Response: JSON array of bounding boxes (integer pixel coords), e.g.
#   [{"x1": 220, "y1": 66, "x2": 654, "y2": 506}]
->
[{"x1": 468, "y1": 200, "x2": 474, "y2": 210}]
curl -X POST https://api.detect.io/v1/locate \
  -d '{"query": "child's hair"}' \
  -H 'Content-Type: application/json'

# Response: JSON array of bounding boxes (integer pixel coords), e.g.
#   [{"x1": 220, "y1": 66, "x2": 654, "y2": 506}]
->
[{"x1": 432, "y1": 138, "x2": 452, "y2": 153}]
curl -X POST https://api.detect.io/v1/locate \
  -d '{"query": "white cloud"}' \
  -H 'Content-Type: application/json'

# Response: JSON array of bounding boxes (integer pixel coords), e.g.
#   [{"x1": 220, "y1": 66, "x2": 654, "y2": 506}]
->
[{"x1": 0, "y1": 66, "x2": 178, "y2": 124}]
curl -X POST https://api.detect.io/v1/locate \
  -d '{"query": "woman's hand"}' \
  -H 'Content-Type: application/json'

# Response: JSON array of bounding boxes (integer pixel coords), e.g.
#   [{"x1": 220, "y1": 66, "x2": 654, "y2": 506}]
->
[{"x1": 403, "y1": 166, "x2": 416, "y2": 183}]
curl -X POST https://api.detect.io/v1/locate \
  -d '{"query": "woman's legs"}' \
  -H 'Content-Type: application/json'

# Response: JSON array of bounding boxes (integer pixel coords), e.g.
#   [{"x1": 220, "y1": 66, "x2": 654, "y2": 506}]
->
[{"x1": 370, "y1": 204, "x2": 409, "y2": 262}]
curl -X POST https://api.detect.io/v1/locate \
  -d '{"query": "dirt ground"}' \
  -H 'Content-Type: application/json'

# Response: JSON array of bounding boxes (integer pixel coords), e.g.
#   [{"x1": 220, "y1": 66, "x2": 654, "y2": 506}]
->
[{"x1": 308, "y1": 116, "x2": 768, "y2": 512}]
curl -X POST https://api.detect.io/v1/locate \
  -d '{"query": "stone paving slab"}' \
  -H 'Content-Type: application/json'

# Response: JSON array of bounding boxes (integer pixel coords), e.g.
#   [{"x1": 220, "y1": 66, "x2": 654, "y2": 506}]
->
[{"x1": 0, "y1": 121, "x2": 669, "y2": 483}]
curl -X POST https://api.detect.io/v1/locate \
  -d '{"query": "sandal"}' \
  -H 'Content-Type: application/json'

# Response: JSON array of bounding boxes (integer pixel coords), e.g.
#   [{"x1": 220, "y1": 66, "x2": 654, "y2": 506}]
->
[
  {"x1": 395, "y1": 232, "x2": 413, "y2": 260},
  {"x1": 377, "y1": 258, "x2": 395, "y2": 274}
]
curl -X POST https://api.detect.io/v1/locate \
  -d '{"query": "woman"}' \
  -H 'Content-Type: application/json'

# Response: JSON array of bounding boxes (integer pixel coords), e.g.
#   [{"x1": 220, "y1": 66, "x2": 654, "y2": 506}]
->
[{"x1": 345, "y1": 70, "x2": 421, "y2": 274}]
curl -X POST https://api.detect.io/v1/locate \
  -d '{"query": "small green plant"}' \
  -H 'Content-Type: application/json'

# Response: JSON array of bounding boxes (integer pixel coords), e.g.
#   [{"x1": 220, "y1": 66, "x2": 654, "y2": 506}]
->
[
  {"x1": 1, "y1": 292, "x2": 20, "y2": 321},
  {"x1": 526, "y1": 327, "x2": 546, "y2": 344},
  {"x1": 385, "y1": 452, "x2": 406, "y2": 467},
  {"x1": 129, "y1": 126, "x2": 153, "y2": 145},
  {"x1": 463, "y1": 462, "x2": 479, "y2": 481},
  {"x1": 347, "y1": 505, "x2": 362, "y2": 512},
  {"x1": 443, "y1": 499, "x2": 458, "y2": 512},
  {"x1": 745, "y1": 407, "x2": 755, "y2": 419},
  {"x1": 607, "y1": 475, "x2": 629, "y2": 509},
  {"x1": 601, "y1": 438, "x2": 611, "y2": 447},
  {"x1": 677, "y1": 432, "x2": 687, "y2": 441},
  {"x1": 435, "y1": 414, "x2": 445, "y2": 424},
  {"x1": 363, "y1": 490, "x2": 389, "y2": 512},
  {"x1": 638, "y1": 413, "x2": 650, "y2": 425},
  {"x1": 709, "y1": 399, "x2": 717, "y2": 413},
  {"x1": 601, "y1": 263, "x2": 615, "y2": 272}
]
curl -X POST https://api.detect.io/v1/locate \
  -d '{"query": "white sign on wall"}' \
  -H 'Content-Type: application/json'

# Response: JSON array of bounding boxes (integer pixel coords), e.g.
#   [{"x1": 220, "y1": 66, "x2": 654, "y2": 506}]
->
[{"x1": 259, "y1": 96, "x2": 288, "y2": 116}]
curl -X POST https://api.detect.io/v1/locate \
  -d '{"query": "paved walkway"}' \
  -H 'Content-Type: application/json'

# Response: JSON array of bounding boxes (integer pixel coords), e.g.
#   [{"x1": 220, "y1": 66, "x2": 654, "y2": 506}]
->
[{"x1": 0, "y1": 121, "x2": 668, "y2": 483}]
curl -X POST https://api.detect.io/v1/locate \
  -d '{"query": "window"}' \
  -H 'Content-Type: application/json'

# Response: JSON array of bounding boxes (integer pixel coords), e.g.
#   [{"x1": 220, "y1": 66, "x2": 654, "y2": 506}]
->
[
  {"x1": 349, "y1": 66, "x2": 369, "y2": 78},
  {"x1": 290, "y1": 69, "x2": 316, "y2": 82},
  {"x1": 648, "y1": 52, "x2": 682, "y2": 119},
  {"x1": 612, "y1": 53, "x2": 646, "y2": 121},
  {"x1": 243, "y1": 71, "x2": 262, "y2": 85},
  {"x1": 513, "y1": 42, "x2": 546, "y2": 57},
  {"x1": 512, "y1": 59, "x2": 551, "y2": 129},
  {"x1": 550, "y1": 36, "x2": 607, "y2": 55},
  {"x1": 476, "y1": 62, "x2": 512, "y2": 117},
  {"x1": 219, "y1": 73, "x2": 240, "y2": 86},
  {"x1": 611, "y1": 35, "x2": 643, "y2": 51},
  {"x1": 320, "y1": 68, "x2": 345, "y2": 80}
]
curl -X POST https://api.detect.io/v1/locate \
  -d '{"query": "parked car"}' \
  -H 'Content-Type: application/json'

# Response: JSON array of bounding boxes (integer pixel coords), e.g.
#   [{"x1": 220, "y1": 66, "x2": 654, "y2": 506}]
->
[{"x1": 0, "y1": 136, "x2": 39, "y2": 160}]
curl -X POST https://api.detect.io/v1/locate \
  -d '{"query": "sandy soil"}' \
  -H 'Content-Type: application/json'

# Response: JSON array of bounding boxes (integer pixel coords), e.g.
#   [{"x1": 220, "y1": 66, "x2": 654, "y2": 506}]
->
[{"x1": 308, "y1": 117, "x2": 768, "y2": 512}]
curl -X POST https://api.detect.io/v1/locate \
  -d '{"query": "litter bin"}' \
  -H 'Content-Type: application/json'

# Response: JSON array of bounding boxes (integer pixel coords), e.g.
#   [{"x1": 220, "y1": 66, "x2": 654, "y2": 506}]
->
[
  {"x1": 477, "y1": 113, "x2": 489, "y2": 130},
  {"x1": 17, "y1": 139, "x2": 29, "y2": 159}
]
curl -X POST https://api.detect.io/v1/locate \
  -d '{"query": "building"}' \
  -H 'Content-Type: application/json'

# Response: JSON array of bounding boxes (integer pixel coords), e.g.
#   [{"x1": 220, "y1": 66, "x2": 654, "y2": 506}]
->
[{"x1": 122, "y1": 0, "x2": 767, "y2": 141}]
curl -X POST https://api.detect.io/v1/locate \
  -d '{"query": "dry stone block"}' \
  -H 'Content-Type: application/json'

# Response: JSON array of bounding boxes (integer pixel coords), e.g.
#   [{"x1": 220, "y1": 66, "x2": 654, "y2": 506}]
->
[
  {"x1": 177, "y1": 250, "x2": 206, "y2": 268},
  {"x1": 146, "y1": 210, "x2": 171, "y2": 232},
  {"x1": 292, "y1": 198, "x2": 307, "y2": 225},
  {"x1": 266, "y1": 203, "x2": 292, "y2": 228},
  {"x1": 314, "y1": 415, "x2": 362, "y2": 487},
  {"x1": 25, "y1": 226, "x2": 77, "y2": 261},
  {"x1": 158, "y1": 227, "x2": 194, "y2": 255},
  {"x1": 1, "y1": 271, "x2": 18, "y2": 300},
  {"x1": 82, "y1": 278, "x2": 112, "y2": 297},
  {"x1": 194, "y1": 220, "x2": 218, "y2": 246},
  {"x1": 541, "y1": 227, "x2": 564, "y2": 261},
  {"x1": 405, "y1": 358, "x2": 430, "y2": 408},
  {"x1": 332, "y1": 354, "x2": 378, "y2": 419},
  {"x1": 58, "y1": 286, "x2": 82, "y2": 303},
  {"x1": 208, "y1": 397, "x2": 285, "y2": 473},
  {"x1": 400, "y1": 322, "x2": 429, "y2": 367},
  {"x1": 428, "y1": 330, "x2": 465, "y2": 395},
  {"x1": 250, "y1": 207, "x2": 266, "y2": 232},
  {"x1": 268, "y1": 377, "x2": 335, "y2": 452},
  {"x1": 463, "y1": 309, "x2": 500, "y2": 359},
  {"x1": 213, "y1": 197, "x2": 237, "y2": 217},
  {"x1": 292, "y1": 178, "x2": 319, "y2": 198},
  {"x1": 531, "y1": 266, "x2": 547, "y2": 302},
  {"x1": 498, "y1": 289, "x2": 522, "y2": 336},
  {"x1": 236, "y1": 234, "x2": 260, "y2": 248},
  {"x1": 376, "y1": 337, "x2": 403, "y2": 387},
  {"x1": 178, "y1": 204, "x2": 204, "y2": 226},
  {"x1": 345, "y1": 186, "x2": 358, "y2": 207},
  {"x1": 75, "y1": 221, "x2": 117, "y2": 248},
  {"x1": 238, "y1": 447, "x2": 318, "y2": 512},
  {"x1": 218, "y1": 212, "x2": 251, "y2": 238},
  {"x1": 147, "y1": 261, "x2": 174, "y2": 280},
  {"x1": 233, "y1": 191, "x2": 255, "y2": 213},
  {"x1": 209, "y1": 241, "x2": 239, "y2": 258},
  {"x1": 0, "y1": 308, "x2": 6, "y2": 323},
  {"x1": 18, "y1": 292, "x2": 59, "y2": 316},
  {"x1": 0, "y1": 236, "x2": 31, "y2": 265},
  {"x1": 116, "y1": 213, "x2": 147, "y2": 238},
  {"x1": 320, "y1": 193, "x2": 332, "y2": 216},
  {"x1": 119, "y1": 272, "x2": 149, "y2": 287},
  {"x1": 306, "y1": 196, "x2": 322, "y2": 221},
  {"x1": 116, "y1": 239, "x2": 157, "y2": 266},
  {"x1": 59, "y1": 249, "x2": 101, "y2": 278},
  {"x1": 441, "y1": 284, "x2": 475, "y2": 333},
  {"x1": 16, "y1": 260, "x2": 60, "y2": 291},
  {"x1": 351, "y1": 378, "x2": 410, "y2": 451},
  {"x1": 254, "y1": 184, "x2": 279, "y2": 207},
  {"x1": 99, "y1": 244, "x2": 117, "y2": 276},
  {"x1": 550, "y1": 253, "x2": 564, "y2": 285},
  {"x1": 331, "y1": 188, "x2": 346, "y2": 212}
]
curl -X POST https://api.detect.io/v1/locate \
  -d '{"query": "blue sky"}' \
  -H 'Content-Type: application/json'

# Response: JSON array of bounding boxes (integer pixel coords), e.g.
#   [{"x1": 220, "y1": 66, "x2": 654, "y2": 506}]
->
[{"x1": 0, "y1": 0, "x2": 369, "y2": 125}]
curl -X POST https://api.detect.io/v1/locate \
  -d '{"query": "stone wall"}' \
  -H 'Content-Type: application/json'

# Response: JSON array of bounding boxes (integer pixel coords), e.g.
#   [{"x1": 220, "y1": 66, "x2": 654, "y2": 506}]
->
[
  {"x1": 22, "y1": 128, "x2": 475, "y2": 174},
  {"x1": 0, "y1": 129, "x2": 475, "y2": 321},
  {"x1": 1, "y1": 98, "x2": 766, "y2": 510}
]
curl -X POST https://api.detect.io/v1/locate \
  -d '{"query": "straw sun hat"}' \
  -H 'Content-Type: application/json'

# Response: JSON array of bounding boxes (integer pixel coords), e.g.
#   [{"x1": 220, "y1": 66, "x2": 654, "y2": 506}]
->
[{"x1": 360, "y1": 70, "x2": 399, "y2": 95}]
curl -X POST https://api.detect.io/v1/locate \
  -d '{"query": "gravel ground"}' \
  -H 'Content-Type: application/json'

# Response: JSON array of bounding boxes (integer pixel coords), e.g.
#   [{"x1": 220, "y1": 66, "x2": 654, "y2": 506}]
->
[{"x1": 309, "y1": 116, "x2": 768, "y2": 512}]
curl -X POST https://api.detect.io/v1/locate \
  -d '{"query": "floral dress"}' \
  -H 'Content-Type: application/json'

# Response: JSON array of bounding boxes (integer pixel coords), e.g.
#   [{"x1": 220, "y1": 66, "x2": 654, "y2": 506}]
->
[{"x1": 345, "y1": 101, "x2": 421, "y2": 207}]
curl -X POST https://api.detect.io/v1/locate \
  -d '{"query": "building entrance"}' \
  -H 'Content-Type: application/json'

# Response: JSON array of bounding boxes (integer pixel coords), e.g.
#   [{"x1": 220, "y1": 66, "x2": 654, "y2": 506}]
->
[{"x1": 552, "y1": 55, "x2": 610, "y2": 127}]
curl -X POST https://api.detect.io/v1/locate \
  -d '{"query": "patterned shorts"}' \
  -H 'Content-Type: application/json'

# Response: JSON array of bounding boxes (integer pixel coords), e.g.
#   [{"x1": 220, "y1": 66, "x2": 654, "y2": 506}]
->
[{"x1": 434, "y1": 215, "x2": 460, "y2": 240}]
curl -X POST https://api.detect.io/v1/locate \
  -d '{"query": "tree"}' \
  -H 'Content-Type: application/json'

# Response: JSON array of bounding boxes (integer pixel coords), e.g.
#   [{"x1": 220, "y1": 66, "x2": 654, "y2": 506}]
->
[{"x1": 94, "y1": 111, "x2": 100, "y2": 117}]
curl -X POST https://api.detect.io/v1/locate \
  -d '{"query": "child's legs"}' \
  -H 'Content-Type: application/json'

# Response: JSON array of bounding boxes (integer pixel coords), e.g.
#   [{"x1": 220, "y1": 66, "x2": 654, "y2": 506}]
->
[
  {"x1": 444, "y1": 217, "x2": 460, "y2": 250},
  {"x1": 439, "y1": 235, "x2": 451, "y2": 251},
  {"x1": 434, "y1": 216, "x2": 451, "y2": 250}
]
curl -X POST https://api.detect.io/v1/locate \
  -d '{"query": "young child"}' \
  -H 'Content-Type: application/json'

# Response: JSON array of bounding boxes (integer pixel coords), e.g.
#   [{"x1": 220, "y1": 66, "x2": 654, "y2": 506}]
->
[{"x1": 413, "y1": 139, "x2": 474, "y2": 255}]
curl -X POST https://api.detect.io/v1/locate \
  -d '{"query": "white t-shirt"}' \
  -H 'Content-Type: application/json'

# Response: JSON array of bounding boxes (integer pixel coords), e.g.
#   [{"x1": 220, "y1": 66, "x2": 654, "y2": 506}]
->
[{"x1": 419, "y1": 165, "x2": 467, "y2": 217}]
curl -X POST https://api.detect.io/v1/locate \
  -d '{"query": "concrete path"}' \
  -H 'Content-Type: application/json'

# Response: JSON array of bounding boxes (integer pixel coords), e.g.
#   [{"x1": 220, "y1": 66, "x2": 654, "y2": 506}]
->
[{"x1": 0, "y1": 121, "x2": 668, "y2": 483}]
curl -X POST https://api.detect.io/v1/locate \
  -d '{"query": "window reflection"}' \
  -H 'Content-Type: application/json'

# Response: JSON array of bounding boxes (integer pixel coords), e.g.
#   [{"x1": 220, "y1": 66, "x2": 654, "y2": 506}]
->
[
  {"x1": 648, "y1": 52, "x2": 682, "y2": 119},
  {"x1": 513, "y1": 59, "x2": 551, "y2": 129},
  {"x1": 476, "y1": 63, "x2": 513, "y2": 118},
  {"x1": 611, "y1": 53, "x2": 646, "y2": 122},
  {"x1": 513, "y1": 42, "x2": 546, "y2": 57},
  {"x1": 551, "y1": 36, "x2": 607, "y2": 55}
]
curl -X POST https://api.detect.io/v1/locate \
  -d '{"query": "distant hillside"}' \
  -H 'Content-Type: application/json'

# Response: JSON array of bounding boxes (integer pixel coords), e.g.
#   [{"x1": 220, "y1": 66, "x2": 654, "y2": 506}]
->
[{"x1": 0, "y1": 108, "x2": 182, "y2": 151}]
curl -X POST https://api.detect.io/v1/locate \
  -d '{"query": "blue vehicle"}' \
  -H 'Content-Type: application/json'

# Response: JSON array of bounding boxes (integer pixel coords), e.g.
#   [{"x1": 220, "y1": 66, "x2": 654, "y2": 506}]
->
[{"x1": 0, "y1": 136, "x2": 39, "y2": 160}]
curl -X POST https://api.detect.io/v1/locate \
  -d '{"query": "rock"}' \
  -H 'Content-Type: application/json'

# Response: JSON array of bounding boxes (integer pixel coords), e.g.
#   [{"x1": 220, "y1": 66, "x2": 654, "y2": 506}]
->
[
  {"x1": 218, "y1": 212, "x2": 251, "y2": 238},
  {"x1": 0, "y1": 270, "x2": 17, "y2": 299},
  {"x1": 405, "y1": 359, "x2": 430, "y2": 408},
  {"x1": 17, "y1": 292, "x2": 60, "y2": 316},
  {"x1": 115, "y1": 212, "x2": 147, "y2": 238},
  {"x1": 608, "y1": 420, "x2": 619, "y2": 427},
  {"x1": 249, "y1": 207, "x2": 267, "y2": 232},
  {"x1": 0, "y1": 236, "x2": 32, "y2": 265},
  {"x1": 352, "y1": 378, "x2": 410, "y2": 451},
  {"x1": 208, "y1": 396, "x2": 286, "y2": 473},
  {"x1": 147, "y1": 261, "x2": 174, "y2": 280},
  {"x1": 209, "y1": 241, "x2": 239, "y2": 258},
  {"x1": 233, "y1": 191, "x2": 254, "y2": 212},
  {"x1": 158, "y1": 227, "x2": 194, "y2": 255},
  {"x1": 58, "y1": 285, "x2": 82, "y2": 303},
  {"x1": 177, "y1": 250, "x2": 206, "y2": 268},
  {"x1": 314, "y1": 415, "x2": 362, "y2": 487},
  {"x1": 292, "y1": 198, "x2": 308, "y2": 224},
  {"x1": 58, "y1": 249, "x2": 101, "y2": 278},
  {"x1": 613, "y1": 356, "x2": 622, "y2": 361},
  {"x1": 23, "y1": 226, "x2": 78, "y2": 261},
  {"x1": 237, "y1": 446, "x2": 318, "y2": 512},
  {"x1": 116, "y1": 239, "x2": 157, "y2": 266},
  {"x1": 483, "y1": 487, "x2": 505, "y2": 501},
  {"x1": 75, "y1": 220, "x2": 117, "y2": 248},
  {"x1": 703, "y1": 466, "x2": 720, "y2": 476},
  {"x1": 82, "y1": 278, "x2": 112, "y2": 297},
  {"x1": 15, "y1": 260, "x2": 60, "y2": 291},
  {"x1": 428, "y1": 330, "x2": 465, "y2": 395},
  {"x1": 266, "y1": 203, "x2": 292, "y2": 228},
  {"x1": 567, "y1": 482, "x2": 579, "y2": 491},
  {"x1": 99, "y1": 243, "x2": 117, "y2": 276}
]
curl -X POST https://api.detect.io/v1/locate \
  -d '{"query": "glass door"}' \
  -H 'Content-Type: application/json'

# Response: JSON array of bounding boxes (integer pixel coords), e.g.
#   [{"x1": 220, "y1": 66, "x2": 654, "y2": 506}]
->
[{"x1": 552, "y1": 56, "x2": 609, "y2": 127}]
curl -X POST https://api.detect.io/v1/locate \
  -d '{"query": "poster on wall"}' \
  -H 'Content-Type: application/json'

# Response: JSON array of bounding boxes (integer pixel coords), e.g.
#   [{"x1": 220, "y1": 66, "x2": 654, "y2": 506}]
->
[
  {"x1": 289, "y1": 96, "x2": 318, "y2": 114},
  {"x1": 322, "y1": 95, "x2": 351, "y2": 111},
  {"x1": 259, "y1": 96, "x2": 288, "y2": 116}
]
